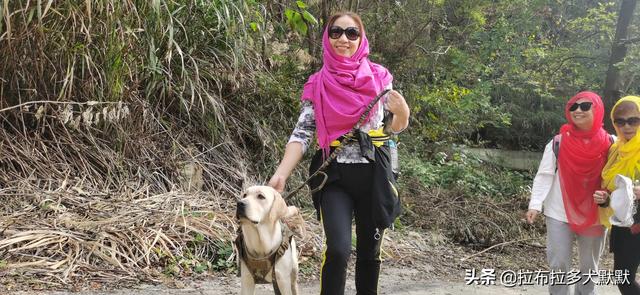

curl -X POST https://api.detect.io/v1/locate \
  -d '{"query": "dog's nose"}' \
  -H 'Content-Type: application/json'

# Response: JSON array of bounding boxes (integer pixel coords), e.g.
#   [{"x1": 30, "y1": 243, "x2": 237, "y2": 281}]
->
[{"x1": 236, "y1": 200, "x2": 246, "y2": 219}]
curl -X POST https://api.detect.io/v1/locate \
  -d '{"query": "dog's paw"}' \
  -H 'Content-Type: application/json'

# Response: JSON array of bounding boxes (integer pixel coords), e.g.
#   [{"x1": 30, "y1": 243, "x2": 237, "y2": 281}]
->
[{"x1": 285, "y1": 206, "x2": 298, "y2": 218}]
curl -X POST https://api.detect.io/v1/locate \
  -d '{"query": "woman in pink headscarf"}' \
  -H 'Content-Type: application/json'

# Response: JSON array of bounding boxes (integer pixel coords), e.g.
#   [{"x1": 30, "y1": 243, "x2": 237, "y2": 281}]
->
[{"x1": 268, "y1": 12, "x2": 410, "y2": 295}]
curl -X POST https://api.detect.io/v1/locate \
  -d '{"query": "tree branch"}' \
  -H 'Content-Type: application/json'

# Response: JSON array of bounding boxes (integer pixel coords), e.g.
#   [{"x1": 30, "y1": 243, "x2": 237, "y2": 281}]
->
[
  {"x1": 549, "y1": 55, "x2": 598, "y2": 76},
  {"x1": 460, "y1": 238, "x2": 535, "y2": 262},
  {"x1": 620, "y1": 36, "x2": 640, "y2": 45}
]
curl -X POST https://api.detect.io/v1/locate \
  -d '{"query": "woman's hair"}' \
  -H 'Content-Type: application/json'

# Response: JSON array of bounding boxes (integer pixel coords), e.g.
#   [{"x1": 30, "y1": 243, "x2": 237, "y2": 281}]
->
[
  {"x1": 326, "y1": 12, "x2": 364, "y2": 34},
  {"x1": 613, "y1": 101, "x2": 639, "y2": 118}
]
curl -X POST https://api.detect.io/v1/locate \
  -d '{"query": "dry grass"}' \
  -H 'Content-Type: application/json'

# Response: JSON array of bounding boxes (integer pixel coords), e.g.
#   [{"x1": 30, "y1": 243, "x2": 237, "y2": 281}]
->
[
  {"x1": 0, "y1": 97, "x2": 250, "y2": 289},
  {"x1": 0, "y1": 92, "x2": 311, "y2": 291},
  {"x1": 1, "y1": 185, "x2": 235, "y2": 286},
  {"x1": 0, "y1": 0, "x2": 262, "y2": 110},
  {"x1": 0, "y1": 1, "x2": 313, "y2": 289},
  {"x1": 400, "y1": 175, "x2": 544, "y2": 250}
]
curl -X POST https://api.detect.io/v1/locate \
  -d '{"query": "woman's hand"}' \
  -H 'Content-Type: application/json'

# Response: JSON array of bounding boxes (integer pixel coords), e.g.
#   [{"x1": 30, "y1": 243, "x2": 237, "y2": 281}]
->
[
  {"x1": 268, "y1": 174, "x2": 288, "y2": 193},
  {"x1": 593, "y1": 190, "x2": 609, "y2": 205},
  {"x1": 525, "y1": 209, "x2": 540, "y2": 224},
  {"x1": 634, "y1": 185, "x2": 640, "y2": 200},
  {"x1": 387, "y1": 90, "x2": 409, "y2": 118}
]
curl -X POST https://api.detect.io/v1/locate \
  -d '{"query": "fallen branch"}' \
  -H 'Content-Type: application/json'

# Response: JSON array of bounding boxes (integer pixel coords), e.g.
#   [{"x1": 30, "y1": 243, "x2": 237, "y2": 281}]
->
[{"x1": 460, "y1": 238, "x2": 535, "y2": 262}]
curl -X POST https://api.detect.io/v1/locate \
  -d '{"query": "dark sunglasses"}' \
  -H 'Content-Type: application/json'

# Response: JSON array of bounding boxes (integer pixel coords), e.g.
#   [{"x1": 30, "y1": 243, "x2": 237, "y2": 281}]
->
[
  {"x1": 328, "y1": 26, "x2": 360, "y2": 41},
  {"x1": 569, "y1": 101, "x2": 593, "y2": 112},
  {"x1": 613, "y1": 117, "x2": 640, "y2": 127}
]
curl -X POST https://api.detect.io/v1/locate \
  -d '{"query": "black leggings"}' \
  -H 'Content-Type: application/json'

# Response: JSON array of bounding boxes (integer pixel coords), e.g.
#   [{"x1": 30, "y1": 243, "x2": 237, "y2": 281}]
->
[
  {"x1": 612, "y1": 225, "x2": 640, "y2": 295},
  {"x1": 319, "y1": 162, "x2": 383, "y2": 295}
]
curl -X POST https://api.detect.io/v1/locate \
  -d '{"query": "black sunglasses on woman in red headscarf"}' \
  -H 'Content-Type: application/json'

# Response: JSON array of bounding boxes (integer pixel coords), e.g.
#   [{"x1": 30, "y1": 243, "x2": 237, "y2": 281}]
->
[{"x1": 569, "y1": 102, "x2": 593, "y2": 112}]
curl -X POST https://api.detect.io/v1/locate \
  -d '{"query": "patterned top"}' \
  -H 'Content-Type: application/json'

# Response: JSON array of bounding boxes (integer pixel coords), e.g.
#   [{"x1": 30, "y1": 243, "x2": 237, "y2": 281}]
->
[{"x1": 288, "y1": 84, "x2": 399, "y2": 163}]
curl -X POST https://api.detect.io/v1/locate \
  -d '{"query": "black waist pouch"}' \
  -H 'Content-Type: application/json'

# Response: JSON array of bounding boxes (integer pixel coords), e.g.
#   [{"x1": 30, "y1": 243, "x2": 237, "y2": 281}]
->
[
  {"x1": 370, "y1": 145, "x2": 402, "y2": 230},
  {"x1": 307, "y1": 145, "x2": 401, "y2": 230}
]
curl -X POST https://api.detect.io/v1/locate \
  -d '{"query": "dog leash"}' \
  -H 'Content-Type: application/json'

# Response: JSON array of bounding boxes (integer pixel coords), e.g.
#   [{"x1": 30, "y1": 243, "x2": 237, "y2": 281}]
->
[{"x1": 283, "y1": 89, "x2": 391, "y2": 200}]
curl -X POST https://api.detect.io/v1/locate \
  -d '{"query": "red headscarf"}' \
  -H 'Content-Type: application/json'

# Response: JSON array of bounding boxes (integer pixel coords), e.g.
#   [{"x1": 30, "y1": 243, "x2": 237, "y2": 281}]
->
[
  {"x1": 301, "y1": 24, "x2": 392, "y2": 155},
  {"x1": 557, "y1": 91, "x2": 610, "y2": 235}
]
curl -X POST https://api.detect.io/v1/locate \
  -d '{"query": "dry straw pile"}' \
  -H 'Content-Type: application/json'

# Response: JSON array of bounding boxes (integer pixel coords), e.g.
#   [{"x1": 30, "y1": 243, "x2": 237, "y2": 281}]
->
[
  {"x1": 0, "y1": 0, "x2": 306, "y2": 290},
  {"x1": 0, "y1": 99, "x2": 249, "y2": 288}
]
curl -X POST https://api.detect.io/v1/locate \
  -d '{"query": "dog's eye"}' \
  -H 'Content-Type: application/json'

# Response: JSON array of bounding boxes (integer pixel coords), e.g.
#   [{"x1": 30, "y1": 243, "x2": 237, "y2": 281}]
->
[{"x1": 257, "y1": 194, "x2": 266, "y2": 200}]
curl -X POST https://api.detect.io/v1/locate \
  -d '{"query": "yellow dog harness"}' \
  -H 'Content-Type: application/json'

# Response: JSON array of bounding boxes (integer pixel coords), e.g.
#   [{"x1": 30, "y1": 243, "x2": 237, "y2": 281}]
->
[{"x1": 329, "y1": 127, "x2": 390, "y2": 147}]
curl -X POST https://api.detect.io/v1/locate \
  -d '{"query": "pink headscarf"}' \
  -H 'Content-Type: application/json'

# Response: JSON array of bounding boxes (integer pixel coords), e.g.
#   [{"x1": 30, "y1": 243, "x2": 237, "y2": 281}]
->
[{"x1": 301, "y1": 23, "x2": 393, "y2": 154}]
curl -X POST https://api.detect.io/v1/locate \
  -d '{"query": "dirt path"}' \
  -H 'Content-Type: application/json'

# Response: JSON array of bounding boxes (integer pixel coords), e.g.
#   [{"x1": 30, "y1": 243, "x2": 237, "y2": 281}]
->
[
  {"x1": 9, "y1": 264, "x2": 624, "y2": 295},
  {"x1": 2, "y1": 227, "x2": 630, "y2": 295}
]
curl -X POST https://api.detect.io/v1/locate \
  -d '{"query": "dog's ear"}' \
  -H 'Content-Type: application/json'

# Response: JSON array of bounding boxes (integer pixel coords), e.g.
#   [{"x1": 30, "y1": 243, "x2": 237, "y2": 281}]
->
[{"x1": 268, "y1": 189, "x2": 288, "y2": 222}]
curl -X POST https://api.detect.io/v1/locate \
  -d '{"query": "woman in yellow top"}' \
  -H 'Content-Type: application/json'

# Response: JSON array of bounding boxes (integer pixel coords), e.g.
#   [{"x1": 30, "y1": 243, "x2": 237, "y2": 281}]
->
[{"x1": 596, "y1": 95, "x2": 640, "y2": 295}]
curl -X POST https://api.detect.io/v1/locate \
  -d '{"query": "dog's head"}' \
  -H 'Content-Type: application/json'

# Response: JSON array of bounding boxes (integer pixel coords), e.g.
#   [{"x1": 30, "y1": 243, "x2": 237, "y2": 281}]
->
[{"x1": 236, "y1": 185, "x2": 297, "y2": 225}]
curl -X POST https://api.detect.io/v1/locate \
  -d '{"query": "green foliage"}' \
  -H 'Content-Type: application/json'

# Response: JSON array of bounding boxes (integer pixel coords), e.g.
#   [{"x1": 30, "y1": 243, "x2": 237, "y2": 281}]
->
[
  {"x1": 402, "y1": 148, "x2": 532, "y2": 199},
  {"x1": 0, "y1": 0, "x2": 266, "y2": 116},
  {"x1": 211, "y1": 241, "x2": 236, "y2": 271},
  {"x1": 393, "y1": 217, "x2": 405, "y2": 231},
  {"x1": 284, "y1": 1, "x2": 318, "y2": 36},
  {"x1": 360, "y1": 0, "x2": 638, "y2": 150},
  {"x1": 409, "y1": 81, "x2": 510, "y2": 143},
  {"x1": 160, "y1": 235, "x2": 235, "y2": 277},
  {"x1": 617, "y1": 17, "x2": 640, "y2": 96}
]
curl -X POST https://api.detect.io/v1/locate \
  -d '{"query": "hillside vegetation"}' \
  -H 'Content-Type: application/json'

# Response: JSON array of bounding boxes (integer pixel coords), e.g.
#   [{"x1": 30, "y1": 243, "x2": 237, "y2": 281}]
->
[{"x1": 0, "y1": 0, "x2": 638, "y2": 289}]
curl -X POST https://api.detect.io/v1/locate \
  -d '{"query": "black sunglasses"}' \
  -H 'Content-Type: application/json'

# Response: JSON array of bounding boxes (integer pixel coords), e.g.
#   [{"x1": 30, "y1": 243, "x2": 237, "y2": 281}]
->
[
  {"x1": 569, "y1": 101, "x2": 593, "y2": 112},
  {"x1": 613, "y1": 117, "x2": 640, "y2": 127},
  {"x1": 328, "y1": 26, "x2": 360, "y2": 41}
]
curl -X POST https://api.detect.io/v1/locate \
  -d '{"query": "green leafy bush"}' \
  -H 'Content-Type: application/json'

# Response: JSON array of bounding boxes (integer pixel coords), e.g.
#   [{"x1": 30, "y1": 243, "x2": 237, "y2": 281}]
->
[{"x1": 402, "y1": 148, "x2": 532, "y2": 199}]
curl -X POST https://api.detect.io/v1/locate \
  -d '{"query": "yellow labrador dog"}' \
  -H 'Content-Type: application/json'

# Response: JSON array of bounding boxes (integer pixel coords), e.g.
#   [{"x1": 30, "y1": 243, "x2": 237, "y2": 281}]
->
[{"x1": 235, "y1": 185, "x2": 299, "y2": 295}]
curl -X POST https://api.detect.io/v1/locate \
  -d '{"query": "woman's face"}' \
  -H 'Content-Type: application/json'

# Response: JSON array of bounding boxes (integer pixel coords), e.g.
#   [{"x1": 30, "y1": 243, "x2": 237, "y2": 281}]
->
[
  {"x1": 328, "y1": 15, "x2": 360, "y2": 58},
  {"x1": 614, "y1": 108, "x2": 640, "y2": 141},
  {"x1": 570, "y1": 98, "x2": 595, "y2": 131}
]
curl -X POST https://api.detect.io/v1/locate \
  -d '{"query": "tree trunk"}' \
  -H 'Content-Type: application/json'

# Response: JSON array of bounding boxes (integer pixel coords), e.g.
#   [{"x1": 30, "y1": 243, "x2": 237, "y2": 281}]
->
[
  {"x1": 321, "y1": 0, "x2": 331, "y2": 26},
  {"x1": 603, "y1": 0, "x2": 637, "y2": 132},
  {"x1": 316, "y1": 0, "x2": 336, "y2": 66}
]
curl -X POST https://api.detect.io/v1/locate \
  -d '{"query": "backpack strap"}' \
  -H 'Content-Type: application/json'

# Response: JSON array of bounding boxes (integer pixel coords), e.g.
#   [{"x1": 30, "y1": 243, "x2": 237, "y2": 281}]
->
[
  {"x1": 552, "y1": 134, "x2": 561, "y2": 159},
  {"x1": 552, "y1": 134, "x2": 561, "y2": 172}
]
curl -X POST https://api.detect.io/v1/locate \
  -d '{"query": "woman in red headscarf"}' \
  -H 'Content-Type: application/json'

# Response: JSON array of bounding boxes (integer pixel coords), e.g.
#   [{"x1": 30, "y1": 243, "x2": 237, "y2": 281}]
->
[
  {"x1": 269, "y1": 12, "x2": 409, "y2": 295},
  {"x1": 526, "y1": 91, "x2": 613, "y2": 294}
]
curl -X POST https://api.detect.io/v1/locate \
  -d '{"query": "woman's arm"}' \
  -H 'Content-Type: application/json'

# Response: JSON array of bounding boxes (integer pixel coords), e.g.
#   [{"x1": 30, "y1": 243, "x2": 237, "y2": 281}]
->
[
  {"x1": 269, "y1": 142, "x2": 304, "y2": 192},
  {"x1": 526, "y1": 140, "x2": 556, "y2": 223},
  {"x1": 268, "y1": 101, "x2": 315, "y2": 192}
]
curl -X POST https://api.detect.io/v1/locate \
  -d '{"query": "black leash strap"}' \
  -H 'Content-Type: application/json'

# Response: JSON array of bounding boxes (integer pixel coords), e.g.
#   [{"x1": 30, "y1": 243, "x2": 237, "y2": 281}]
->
[{"x1": 284, "y1": 89, "x2": 391, "y2": 200}]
